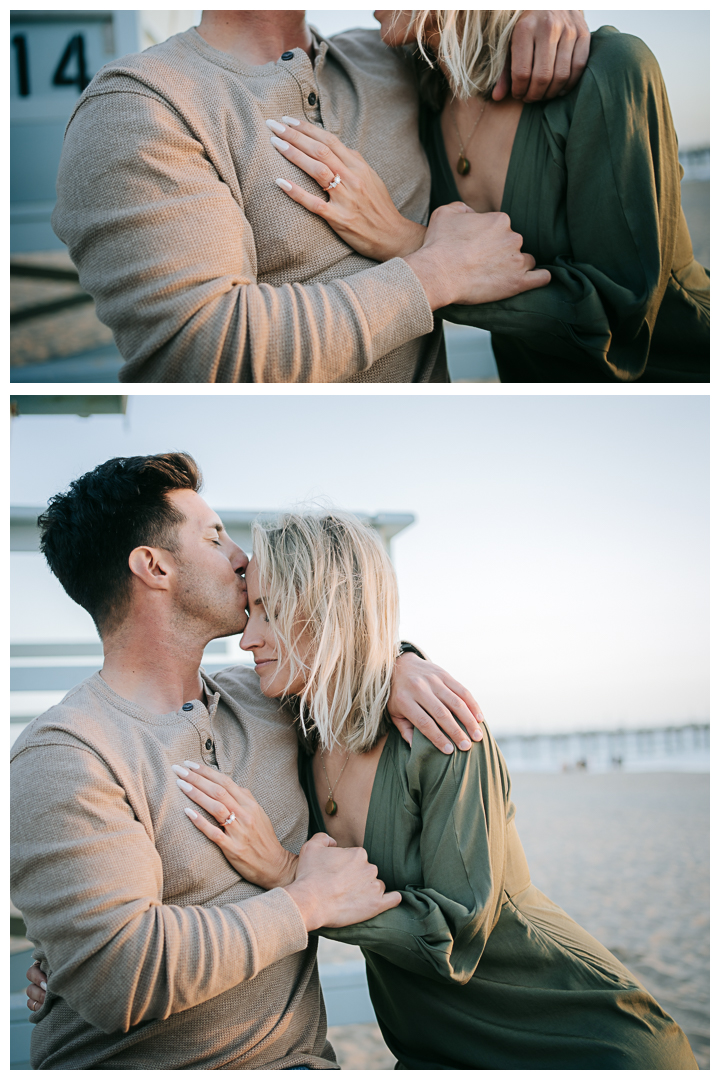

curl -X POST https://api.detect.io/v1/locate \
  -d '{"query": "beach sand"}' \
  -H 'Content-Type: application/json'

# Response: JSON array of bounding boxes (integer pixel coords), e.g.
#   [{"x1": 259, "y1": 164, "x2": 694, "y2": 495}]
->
[{"x1": 321, "y1": 771, "x2": 709, "y2": 1069}]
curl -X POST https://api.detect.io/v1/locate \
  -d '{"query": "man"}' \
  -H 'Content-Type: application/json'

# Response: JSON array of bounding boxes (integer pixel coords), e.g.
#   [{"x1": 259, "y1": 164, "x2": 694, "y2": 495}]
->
[
  {"x1": 12, "y1": 452, "x2": 483, "y2": 1069},
  {"x1": 51, "y1": 11, "x2": 590, "y2": 381}
]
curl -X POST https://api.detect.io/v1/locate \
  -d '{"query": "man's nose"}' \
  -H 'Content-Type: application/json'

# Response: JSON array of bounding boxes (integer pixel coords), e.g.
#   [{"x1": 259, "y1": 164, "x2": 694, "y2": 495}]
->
[{"x1": 231, "y1": 544, "x2": 249, "y2": 572}]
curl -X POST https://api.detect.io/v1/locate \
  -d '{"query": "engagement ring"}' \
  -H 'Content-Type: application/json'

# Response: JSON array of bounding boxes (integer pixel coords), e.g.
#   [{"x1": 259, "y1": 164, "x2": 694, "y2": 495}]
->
[{"x1": 323, "y1": 174, "x2": 342, "y2": 192}]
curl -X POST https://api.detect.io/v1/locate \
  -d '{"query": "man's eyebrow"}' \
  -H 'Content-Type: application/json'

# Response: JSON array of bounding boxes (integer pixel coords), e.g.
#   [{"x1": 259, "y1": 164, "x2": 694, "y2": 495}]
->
[{"x1": 207, "y1": 521, "x2": 224, "y2": 533}]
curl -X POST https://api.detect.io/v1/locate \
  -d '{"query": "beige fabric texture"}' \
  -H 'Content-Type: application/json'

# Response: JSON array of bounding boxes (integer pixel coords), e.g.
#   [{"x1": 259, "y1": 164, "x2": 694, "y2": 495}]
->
[
  {"x1": 52, "y1": 27, "x2": 447, "y2": 383},
  {"x1": 11, "y1": 666, "x2": 338, "y2": 1070}
]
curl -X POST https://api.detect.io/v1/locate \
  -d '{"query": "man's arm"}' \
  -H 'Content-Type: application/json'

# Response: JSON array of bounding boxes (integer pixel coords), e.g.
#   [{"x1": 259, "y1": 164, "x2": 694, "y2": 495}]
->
[
  {"x1": 11, "y1": 743, "x2": 398, "y2": 1032},
  {"x1": 52, "y1": 91, "x2": 437, "y2": 384}
]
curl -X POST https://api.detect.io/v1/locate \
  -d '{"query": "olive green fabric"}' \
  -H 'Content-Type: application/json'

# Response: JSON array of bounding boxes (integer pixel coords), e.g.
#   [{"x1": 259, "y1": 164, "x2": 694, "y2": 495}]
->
[
  {"x1": 300, "y1": 726, "x2": 697, "y2": 1069},
  {"x1": 428, "y1": 28, "x2": 710, "y2": 382}
]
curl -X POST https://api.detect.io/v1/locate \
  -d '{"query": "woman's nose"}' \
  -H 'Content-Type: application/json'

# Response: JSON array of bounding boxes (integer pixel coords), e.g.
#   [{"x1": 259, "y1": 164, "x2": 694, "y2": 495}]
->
[{"x1": 239, "y1": 620, "x2": 262, "y2": 651}]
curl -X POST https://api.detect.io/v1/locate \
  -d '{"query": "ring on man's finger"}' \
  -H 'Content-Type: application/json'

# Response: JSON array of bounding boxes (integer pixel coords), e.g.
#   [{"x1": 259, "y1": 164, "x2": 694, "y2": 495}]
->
[
  {"x1": 223, "y1": 812, "x2": 236, "y2": 827},
  {"x1": 322, "y1": 173, "x2": 342, "y2": 192}
]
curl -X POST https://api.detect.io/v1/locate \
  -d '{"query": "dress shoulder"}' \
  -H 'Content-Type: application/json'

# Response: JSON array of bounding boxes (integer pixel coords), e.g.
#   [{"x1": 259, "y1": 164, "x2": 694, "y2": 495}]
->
[
  {"x1": 586, "y1": 25, "x2": 662, "y2": 89},
  {"x1": 401, "y1": 723, "x2": 511, "y2": 809}
]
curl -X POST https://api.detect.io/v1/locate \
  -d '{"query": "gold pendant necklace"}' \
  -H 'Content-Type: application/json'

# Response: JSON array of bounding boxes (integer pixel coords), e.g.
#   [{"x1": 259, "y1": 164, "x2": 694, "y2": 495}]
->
[
  {"x1": 320, "y1": 748, "x2": 351, "y2": 816},
  {"x1": 450, "y1": 99, "x2": 487, "y2": 177}
]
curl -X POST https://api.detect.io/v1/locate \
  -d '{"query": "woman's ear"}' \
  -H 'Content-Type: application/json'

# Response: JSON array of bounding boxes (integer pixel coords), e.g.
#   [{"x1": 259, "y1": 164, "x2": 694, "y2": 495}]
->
[{"x1": 128, "y1": 545, "x2": 174, "y2": 591}]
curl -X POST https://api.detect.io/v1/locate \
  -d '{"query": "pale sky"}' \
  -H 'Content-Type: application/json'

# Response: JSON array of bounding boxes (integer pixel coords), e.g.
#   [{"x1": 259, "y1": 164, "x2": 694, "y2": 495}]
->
[
  {"x1": 10, "y1": 395, "x2": 709, "y2": 736},
  {"x1": 306, "y1": 10, "x2": 709, "y2": 149}
]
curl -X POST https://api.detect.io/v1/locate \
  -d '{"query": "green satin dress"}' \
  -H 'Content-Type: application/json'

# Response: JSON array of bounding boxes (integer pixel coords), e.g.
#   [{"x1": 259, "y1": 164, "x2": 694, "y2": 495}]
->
[
  {"x1": 426, "y1": 28, "x2": 710, "y2": 382},
  {"x1": 299, "y1": 725, "x2": 697, "y2": 1069}
]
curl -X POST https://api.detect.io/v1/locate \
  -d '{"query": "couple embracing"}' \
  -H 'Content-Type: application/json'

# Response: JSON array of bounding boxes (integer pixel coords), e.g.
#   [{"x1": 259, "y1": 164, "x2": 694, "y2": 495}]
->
[
  {"x1": 52, "y1": 10, "x2": 709, "y2": 382},
  {"x1": 13, "y1": 453, "x2": 697, "y2": 1068}
]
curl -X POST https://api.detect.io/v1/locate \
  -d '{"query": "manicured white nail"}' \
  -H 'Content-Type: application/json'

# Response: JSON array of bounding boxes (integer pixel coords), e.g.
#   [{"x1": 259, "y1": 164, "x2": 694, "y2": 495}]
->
[
  {"x1": 184, "y1": 807, "x2": 198, "y2": 820},
  {"x1": 270, "y1": 135, "x2": 290, "y2": 151},
  {"x1": 40, "y1": 981, "x2": 47, "y2": 991},
  {"x1": 276, "y1": 178, "x2": 293, "y2": 191},
  {"x1": 282, "y1": 116, "x2": 301, "y2": 126},
  {"x1": 184, "y1": 760, "x2": 200, "y2": 770},
  {"x1": 176, "y1": 778, "x2": 193, "y2": 793},
  {"x1": 265, "y1": 118, "x2": 286, "y2": 134},
  {"x1": 172, "y1": 764, "x2": 189, "y2": 777}
]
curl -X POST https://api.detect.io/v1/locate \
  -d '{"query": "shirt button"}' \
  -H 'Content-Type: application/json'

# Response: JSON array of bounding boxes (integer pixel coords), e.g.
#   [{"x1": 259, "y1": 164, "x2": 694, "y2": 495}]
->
[
  {"x1": 281, "y1": 51, "x2": 294, "y2": 60},
  {"x1": 205, "y1": 738, "x2": 213, "y2": 751},
  {"x1": 182, "y1": 703, "x2": 193, "y2": 711},
  {"x1": 308, "y1": 92, "x2": 317, "y2": 106}
]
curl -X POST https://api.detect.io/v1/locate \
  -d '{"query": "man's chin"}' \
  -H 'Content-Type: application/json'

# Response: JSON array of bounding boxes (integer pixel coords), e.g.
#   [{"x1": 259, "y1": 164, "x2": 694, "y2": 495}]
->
[{"x1": 209, "y1": 618, "x2": 248, "y2": 643}]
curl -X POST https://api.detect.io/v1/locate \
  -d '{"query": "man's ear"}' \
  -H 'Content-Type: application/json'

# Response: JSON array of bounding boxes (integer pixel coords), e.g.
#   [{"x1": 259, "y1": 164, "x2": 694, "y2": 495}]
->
[{"x1": 128, "y1": 546, "x2": 175, "y2": 591}]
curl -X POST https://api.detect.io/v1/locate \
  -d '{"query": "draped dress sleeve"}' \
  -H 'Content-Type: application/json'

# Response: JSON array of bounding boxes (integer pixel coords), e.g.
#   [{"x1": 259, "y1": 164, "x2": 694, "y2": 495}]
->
[
  {"x1": 437, "y1": 28, "x2": 710, "y2": 381},
  {"x1": 315, "y1": 727, "x2": 515, "y2": 985}
]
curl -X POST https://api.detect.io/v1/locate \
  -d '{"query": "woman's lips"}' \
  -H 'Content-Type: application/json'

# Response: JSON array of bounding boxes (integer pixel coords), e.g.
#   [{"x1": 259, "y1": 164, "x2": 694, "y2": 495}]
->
[{"x1": 254, "y1": 658, "x2": 277, "y2": 670}]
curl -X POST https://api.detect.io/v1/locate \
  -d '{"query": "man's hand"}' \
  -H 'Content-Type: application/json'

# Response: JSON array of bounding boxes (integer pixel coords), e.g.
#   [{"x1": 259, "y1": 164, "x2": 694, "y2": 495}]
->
[
  {"x1": 388, "y1": 650, "x2": 484, "y2": 754},
  {"x1": 493, "y1": 11, "x2": 591, "y2": 102},
  {"x1": 405, "y1": 203, "x2": 551, "y2": 310},
  {"x1": 285, "y1": 834, "x2": 401, "y2": 931}
]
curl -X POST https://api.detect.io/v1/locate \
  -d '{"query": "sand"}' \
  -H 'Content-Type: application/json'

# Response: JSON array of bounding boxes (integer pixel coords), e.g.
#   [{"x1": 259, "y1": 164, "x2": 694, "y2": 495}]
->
[{"x1": 320, "y1": 771, "x2": 709, "y2": 1069}]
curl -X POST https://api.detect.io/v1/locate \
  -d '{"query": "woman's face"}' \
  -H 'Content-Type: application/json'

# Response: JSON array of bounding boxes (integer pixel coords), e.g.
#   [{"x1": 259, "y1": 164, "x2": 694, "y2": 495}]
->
[{"x1": 240, "y1": 558, "x2": 311, "y2": 699}]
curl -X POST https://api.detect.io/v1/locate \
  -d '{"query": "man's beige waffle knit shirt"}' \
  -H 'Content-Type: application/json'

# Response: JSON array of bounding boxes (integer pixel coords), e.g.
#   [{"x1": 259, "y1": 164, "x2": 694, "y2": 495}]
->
[
  {"x1": 52, "y1": 27, "x2": 446, "y2": 383},
  {"x1": 11, "y1": 666, "x2": 338, "y2": 1070}
]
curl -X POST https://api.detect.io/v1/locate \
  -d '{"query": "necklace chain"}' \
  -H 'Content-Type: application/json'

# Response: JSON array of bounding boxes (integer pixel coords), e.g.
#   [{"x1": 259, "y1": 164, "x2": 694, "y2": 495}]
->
[
  {"x1": 320, "y1": 749, "x2": 351, "y2": 817},
  {"x1": 450, "y1": 98, "x2": 487, "y2": 176}
]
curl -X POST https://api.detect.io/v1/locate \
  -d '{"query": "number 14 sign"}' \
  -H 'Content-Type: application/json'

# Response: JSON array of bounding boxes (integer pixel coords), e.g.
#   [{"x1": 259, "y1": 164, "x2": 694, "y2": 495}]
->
[{"x1": 10, "y1": 12, "x2": 141, "y2": 252}]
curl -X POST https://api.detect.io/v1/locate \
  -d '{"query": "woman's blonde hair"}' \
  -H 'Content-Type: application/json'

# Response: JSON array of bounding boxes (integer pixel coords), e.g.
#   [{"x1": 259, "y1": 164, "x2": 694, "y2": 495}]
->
[
  {"x1": 404, "y1": 10, "x2": 523, "y2": 100},
  {"x1": 250, "y1": 511, "x2": 400, "y2": 754}
]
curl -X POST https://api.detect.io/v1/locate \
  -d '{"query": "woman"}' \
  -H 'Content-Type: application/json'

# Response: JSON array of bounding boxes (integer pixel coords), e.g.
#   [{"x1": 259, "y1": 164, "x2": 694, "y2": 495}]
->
[
  {"x1": 173, "y1": 511, "x2": 694, "y2": 1069},
  {"x1": 266, "y1": 11, "x2": 709, "y2": 382}
]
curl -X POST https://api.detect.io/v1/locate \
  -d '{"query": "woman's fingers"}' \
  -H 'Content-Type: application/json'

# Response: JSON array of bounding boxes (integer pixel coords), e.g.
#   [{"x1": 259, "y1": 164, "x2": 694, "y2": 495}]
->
[
  {"x1": 26, "y1": 963, "x2": 47, "y2": 1011},
  {"x1": 27, "y1": 984, "x2": 45, "y2": 1010},
  {"x1": 184, "y1": 804, "x2": 232, "y2": 849},
  {"x1": 268, "y1": 132, "x2": 341, "y2": 192},
  {"x1": 267, "y1": 118, "x2": 348, "y2": 171},
  {"x1": 175, "y1": 774, "x2": 236, "y2": 825},
  {"x1": 26, "y1": 962, "x2": 46, "y2": 990},
  {"x1": 176, "y1": 763, "x2": 251, "y2": 807},
  {"x1": 277, "y1": 115, "x2": 357, "y2": 166},
  {"x1": 275, "y1": 177, "x2": 331, "y2": 220}
]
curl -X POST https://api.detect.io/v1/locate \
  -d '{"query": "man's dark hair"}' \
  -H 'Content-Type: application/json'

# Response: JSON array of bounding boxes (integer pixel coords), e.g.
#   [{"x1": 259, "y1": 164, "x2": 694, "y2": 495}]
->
[{"x1": 38, "y1": 452, "x2": 202, "y2": 635}]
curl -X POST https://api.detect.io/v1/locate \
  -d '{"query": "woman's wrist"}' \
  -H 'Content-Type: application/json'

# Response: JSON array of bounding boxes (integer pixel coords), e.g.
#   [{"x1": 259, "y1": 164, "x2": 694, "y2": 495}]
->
[
  {"x1": 272, "y1": 849, "x2": 300, "y2": 888},
  {"x1": 389, "y1": 220, "x2": 427, "y2": 260}
]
